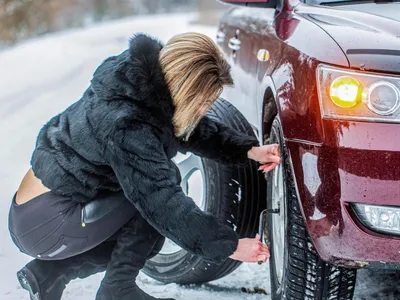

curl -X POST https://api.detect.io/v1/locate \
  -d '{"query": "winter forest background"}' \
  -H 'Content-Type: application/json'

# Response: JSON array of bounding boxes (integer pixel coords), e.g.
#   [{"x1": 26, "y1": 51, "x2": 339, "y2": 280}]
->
[{"x1": 0, "y1": 0, "x2": 225, "y2": 47}]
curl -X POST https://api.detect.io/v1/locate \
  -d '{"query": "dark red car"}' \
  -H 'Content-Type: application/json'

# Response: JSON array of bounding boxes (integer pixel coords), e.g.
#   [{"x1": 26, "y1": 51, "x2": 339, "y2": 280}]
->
[
  {"x1": 142, "y1": 1, "x2": 400, "y2": 299},
  {"x1": 216, "y1": 0, "x2": 400, "y2": 299}
]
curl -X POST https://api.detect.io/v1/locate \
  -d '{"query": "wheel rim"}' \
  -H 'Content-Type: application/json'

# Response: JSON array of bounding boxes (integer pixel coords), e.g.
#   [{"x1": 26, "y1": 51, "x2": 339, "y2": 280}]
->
[
  {"x1": 159, "y1": 152, "x2": 206, "y2": 255},
  {"x1": 271, "y1": 161, "x2": 286, "y2": 284}
]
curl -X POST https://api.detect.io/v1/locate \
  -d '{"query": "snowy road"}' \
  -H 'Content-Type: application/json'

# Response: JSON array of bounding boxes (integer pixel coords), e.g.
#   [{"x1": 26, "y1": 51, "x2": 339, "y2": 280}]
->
[{"x1": 0, "y1": 13, "x2": 398, "y2": 300}]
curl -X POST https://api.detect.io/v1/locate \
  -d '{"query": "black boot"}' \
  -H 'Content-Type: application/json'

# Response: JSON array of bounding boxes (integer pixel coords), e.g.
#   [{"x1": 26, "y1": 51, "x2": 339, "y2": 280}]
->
[
  {"x1": 95, "y1": 216, "x2": 175, "y2": 300},
  {"x1": 17, "y1": 240, "x2": 116, "y2": 300}
]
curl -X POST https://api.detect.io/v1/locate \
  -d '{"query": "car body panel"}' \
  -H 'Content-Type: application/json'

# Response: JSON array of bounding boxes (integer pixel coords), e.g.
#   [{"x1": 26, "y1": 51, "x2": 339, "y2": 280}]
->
[
  {"x1": 287, "y1": 119, "x2": 400, "y2": 265},
  {"x1": 218, "y1": 1, "x2": 400, "y2": 267},
  {"x1": 289, "y1": 143, "x2": 400, "y2": 266},
  {"x1": 219, "y1": 7, "x2": 348, "y2": 141}
]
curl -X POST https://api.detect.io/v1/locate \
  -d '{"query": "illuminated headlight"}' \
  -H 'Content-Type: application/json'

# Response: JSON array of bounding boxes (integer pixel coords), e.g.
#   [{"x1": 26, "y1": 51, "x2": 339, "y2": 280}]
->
[
  {"x1": 353, "y1": 203, "x2": 400, "y2": 235},
  {"x1": 317, "y1": 65, "x2": 400, "y2": 122}
]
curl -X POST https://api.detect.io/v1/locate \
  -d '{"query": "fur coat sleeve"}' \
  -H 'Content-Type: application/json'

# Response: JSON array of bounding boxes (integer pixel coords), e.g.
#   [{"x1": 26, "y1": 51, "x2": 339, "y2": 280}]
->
[
  {"x1": 179, "y1": 116, "x2": 260, "y2": 166},
  {"x1": 106, "y1": 123, "x2": 239, "y2": 264}
]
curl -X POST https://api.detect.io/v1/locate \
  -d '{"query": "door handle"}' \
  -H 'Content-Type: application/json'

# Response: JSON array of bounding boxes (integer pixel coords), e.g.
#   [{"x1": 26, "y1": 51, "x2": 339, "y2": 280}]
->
[
  {"x1": 228, "y1": 37, "x2": 241, "y2": 51},
  {"x1": 216, "y1": 31, "x2": 226, "y2": 44}
]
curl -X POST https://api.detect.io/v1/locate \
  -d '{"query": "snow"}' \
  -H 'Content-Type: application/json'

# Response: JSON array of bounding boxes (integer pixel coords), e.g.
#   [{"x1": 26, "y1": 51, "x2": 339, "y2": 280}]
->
[{"x1": 0, "y1": 12, "x2": 399, "y2": 300}]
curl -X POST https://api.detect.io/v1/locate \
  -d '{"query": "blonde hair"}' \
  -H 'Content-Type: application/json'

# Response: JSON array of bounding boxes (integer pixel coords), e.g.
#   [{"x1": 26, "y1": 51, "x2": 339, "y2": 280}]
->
[{"x1": 159, "y1": 32, "x2": 233, "y2": 137}]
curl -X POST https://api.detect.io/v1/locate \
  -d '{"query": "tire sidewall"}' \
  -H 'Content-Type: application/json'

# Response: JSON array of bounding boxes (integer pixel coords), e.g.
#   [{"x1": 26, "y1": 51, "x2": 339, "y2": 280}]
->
[
  {"x1": 144, "y1": 157, "x2": 229, "y2": 282},
  {"x1": 267, "y1": 118, "x2": 289, "y2": 300}
]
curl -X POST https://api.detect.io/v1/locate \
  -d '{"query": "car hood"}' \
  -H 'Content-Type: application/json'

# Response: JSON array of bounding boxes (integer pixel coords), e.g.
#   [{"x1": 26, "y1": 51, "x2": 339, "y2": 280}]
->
[
  {"x1": 295, "y1": 3, "x2": 400, "y2": 74},
  {"x1": 338, "y1": 2, "x2": 400, "y2": 22}
]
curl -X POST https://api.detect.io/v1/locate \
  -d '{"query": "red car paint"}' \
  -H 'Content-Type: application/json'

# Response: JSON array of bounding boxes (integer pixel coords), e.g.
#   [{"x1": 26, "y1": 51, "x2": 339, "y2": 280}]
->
[{"x1": 218, "y1": 0, "x2": 400, "y2": 267}]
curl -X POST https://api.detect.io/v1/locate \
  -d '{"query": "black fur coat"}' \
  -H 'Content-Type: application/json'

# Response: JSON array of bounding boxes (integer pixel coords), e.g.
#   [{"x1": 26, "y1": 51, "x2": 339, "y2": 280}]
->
[{"x1": 31, "y1": 34, "x2": 259, "y2": 263}]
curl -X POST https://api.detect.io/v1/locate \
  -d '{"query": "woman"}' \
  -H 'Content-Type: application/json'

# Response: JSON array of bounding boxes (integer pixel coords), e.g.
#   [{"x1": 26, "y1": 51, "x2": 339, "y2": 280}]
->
[{"x1": 8, "y1": 32, "x2": 280, "y2": 300}]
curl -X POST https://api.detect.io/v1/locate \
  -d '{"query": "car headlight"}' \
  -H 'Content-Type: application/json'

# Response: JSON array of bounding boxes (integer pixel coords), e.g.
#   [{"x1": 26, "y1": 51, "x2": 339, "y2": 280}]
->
[
  {"x1": 353, "y1": 203, "x2": 400, "y2": 236},
  {"x1": 317, "y1": 65, "x2": 400, "y2": 122}
]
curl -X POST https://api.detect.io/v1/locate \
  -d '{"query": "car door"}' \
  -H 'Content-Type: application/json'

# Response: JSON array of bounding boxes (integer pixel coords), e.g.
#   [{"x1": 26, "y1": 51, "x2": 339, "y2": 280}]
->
[
  {"x1": 217, "y1": 7, "x2": 262, "y2": 128},
  {"x1": 217, "y1": 7, "x2": 284, "y2": 130}
]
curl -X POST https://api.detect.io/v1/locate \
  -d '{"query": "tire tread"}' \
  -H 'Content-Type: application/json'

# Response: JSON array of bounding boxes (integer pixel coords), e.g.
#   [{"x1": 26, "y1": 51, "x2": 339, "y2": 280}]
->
[
  {"x1": 267, "y1": 118, "x2": 357, "y2": 300},
  {"x1": 144, "y1": 98, "x2": 266, "y2": 284}
]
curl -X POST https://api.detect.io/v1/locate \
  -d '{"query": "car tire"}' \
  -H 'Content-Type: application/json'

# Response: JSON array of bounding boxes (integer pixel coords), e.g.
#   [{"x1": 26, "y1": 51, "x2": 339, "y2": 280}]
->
[
  {"x1": 266, "y1": 117, "x2": 357, "y2": 300},
  {"x1": 142, "y1": 98, "x2": 266, "y2": 284}
]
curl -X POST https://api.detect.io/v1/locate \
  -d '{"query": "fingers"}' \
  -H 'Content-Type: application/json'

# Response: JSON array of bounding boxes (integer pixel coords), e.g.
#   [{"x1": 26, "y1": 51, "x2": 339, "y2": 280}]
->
[
  {"x1": 255, "y1": 235, "x2": 269, "y2": 252},
  {"x1": 259, "y1": 163, "x2": 276, "y2": 170},
  {"x1": 259, "y1": 163, "x2": 274, "y2": 172},
  {"x1": 257, "y1": 254, "x2": 269, "y2": 263},
  {"x1": 269, "y1": 144, "x2": 281, "y2": 163},
  {"x1": 259, "y1": 155, "x2": 281, "y2": 165},
  {"x1": 259, "y1": 163, "x2": 278, "y2": 173},
  {"x1": 256, "y1": 243, "x2": 270, "y2": 263},
  {"x1": 266, "y1": 144, "x2": 279, "y2": 155},
  {"x1": 259, "y1": 241, "x2": 269, "y2": 252},
  {"x1": 272, "y1": 144, "x2": 280, "y2": 156},
  {"x1": 258, "y1": 163, "x2": 272, "y2": 171},
  {"x1": 253, "y1": 144, "x2": 281, "y2": 165},
  {"x1": 264, "y1": 163, "x2": 278, "y2": 173},
  {"x1": 270, "y1": 155, "x2": 281, "y2": 164},
  {"x1": 234, "y1": 236, "x2": 271, "y2": 263},
  {"x1": 254, "y1": 235, "x2": 270, "y2": 263},
  {"x1": 258, "y1": 243, "x2": 270, "y2": 256},
  {"x1": 258, "y1": 246, "x2": 270, "y2": 259}
]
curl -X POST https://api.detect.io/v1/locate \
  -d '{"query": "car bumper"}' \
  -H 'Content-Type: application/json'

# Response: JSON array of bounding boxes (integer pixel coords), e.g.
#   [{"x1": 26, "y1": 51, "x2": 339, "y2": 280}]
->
[{"x1": 286, "y1": 119, "x2": 400, "y2": 268}]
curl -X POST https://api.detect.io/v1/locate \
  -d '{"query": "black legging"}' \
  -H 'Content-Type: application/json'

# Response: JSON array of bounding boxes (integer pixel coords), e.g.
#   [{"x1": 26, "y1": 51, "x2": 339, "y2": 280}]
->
[{"x1": 8, "y1": 190, "x2": 142, "y2": 260}]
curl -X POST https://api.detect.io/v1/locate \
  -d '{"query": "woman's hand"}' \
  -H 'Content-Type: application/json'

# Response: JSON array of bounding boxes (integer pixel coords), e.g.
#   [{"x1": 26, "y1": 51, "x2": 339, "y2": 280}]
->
[
  {"x1": 248, "y1": 144, "x2": 281, "y2": 173},
  {"x1": 229, "y1": 234, "x2": 270, "y2": 263}
]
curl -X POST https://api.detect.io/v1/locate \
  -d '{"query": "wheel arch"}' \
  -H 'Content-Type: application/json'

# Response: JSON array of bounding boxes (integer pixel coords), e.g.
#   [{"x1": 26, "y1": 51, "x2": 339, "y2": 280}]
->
[{"x1": 257, "y1": 75, "x2": 280, "y2": 145}]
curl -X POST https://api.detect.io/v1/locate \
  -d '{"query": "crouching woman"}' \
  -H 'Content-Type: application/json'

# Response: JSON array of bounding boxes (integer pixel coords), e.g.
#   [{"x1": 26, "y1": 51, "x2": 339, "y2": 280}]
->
[{"x1": 8, "y1": 32, "x2": 280, "y2": 300}]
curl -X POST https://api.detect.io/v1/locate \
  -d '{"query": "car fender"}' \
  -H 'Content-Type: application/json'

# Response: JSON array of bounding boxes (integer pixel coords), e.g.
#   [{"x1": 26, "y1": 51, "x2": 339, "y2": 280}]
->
[{"x1": 258, "y1": 74, "x2": 333, "y2": 263}]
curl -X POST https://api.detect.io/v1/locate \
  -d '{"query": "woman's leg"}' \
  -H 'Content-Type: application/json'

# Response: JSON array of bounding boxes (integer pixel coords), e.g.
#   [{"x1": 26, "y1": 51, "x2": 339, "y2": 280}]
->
[
  {"x1": 17, "y1": 226, "x2": 167, "y2": 300},
  {"x1": 8, "y1": 190, "x2": 142, "y2": 300},
  {"x1": 9, "y1": 190, "x2": 138, "y2": 260},
  {"x1": 18, "y1": 240, "x2": 117, "y2": 300},
  {"x1": 95, "y1": 213, "x2": 173, "y2": 300}
]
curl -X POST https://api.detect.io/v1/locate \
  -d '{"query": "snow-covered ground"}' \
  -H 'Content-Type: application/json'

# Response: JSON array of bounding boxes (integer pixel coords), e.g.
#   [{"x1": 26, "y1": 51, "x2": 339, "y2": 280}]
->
[{"x1": 0, "y1": 12, "x2": 399, "y2": 300}]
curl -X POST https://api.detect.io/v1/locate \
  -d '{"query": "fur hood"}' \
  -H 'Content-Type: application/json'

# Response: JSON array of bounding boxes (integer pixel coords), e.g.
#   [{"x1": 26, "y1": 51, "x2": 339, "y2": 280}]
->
[{"x1": 90, "y1": 34, "x2": 175, "y2": 128}]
